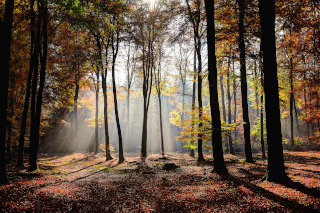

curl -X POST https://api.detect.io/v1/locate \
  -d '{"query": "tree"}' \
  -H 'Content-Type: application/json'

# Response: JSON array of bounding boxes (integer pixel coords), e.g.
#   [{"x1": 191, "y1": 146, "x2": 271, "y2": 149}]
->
[
  {"x1": 102, "y1": 36, "x2": 113, "y2": 160},
  {"x1": 259, "y1": 0, "x2": 289, "y2": 182},
  {"x1": 111, "y1": 18, "x2": 124, "y2": 163},
  {"x1": 186, "y1": 0, "x2": 205, "y2": 162},
  {"x1": 29, "y1": 0, "x2": 49, "y2": 171},
  {"x1": 204, "y1": 0, "x2": 227, "y2": 173},
  {"x1": 238, "y1": 0, "x2": 254, "y2": 163},
  {"x1": 17, "y1": 0, "x2": 35, "y2": 167},
  {"x1": 154, "y1": 47, "x2": 165, "y2": 157},
  {"x1": 0, "y1": 0, "x2": 14, "y2": 184}
]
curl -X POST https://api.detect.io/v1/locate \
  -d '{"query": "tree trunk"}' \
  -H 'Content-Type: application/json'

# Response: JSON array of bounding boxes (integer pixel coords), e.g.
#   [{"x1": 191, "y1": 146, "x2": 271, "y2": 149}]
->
[
  {"x1": 190, "y1": 47, "x2": 197, "y2": 158},
  {"x1": 260, "y1": 93, "x2": 266, "y2": 159},
  {"x1": 127, "y1": 87, "x2": 130, "y2": 152},
  {"x1": 233, "y1": 63, "x2": 238, "y2": 141},
  {"x1": 112, "y1": 31, "x2": 124, "y2": 163},
  {"x1": 17, "y1": 54, "x2": 34, "y2": 168},
  {"x1": 94, "y1": 69, "x2": 99, "y2": 154},
  {"x1": 204, "y1": 0, "x2": 228, "y2": 173},
  {"x1": 220, "y1": 74, "x2": 228, "y2": 152},
  {"x1": 28, "y1": 12, "x2": 40, "y2": 171},
  {"x1": 238, "y1": 0, "x2": 254, "y2": 163},
  {"x1": 141, "y1": 102, "x2": 148, "y2": 158},
  {"x1": 293, "y1": 99, "x2": 300, "y2": 137},
  {"x1": 29, "y1": 2, "x2": 48, "y2": 171},
  {"x1": 226, "y1": 56, "x2": 234, "y2": 154},
  {"x1": 259, "y1": 0, "x2": 289, "y2": 182},
  {"x1": 197, "y1": 44, "x2": 204, "y2": 162},
  {"x1": 289, "y1": 58, "x2": 294, "y2": 147},
  {"x1": 74, "y1": 82, "x2": 79, "y2": 129},
  {"x1": 158, "y1": 95, "x2": 165, "y2": 157},
  {"x1": 102, "y1": 75, "x2": 112, "y2": 160},
  {"x1": 0, "y1": 0, "x2": 14, "y2": 184}
]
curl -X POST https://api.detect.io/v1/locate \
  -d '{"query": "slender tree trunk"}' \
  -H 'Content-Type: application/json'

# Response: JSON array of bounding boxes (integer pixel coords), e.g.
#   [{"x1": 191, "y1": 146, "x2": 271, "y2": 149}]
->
[
  {"x1": 102, "y1": 75, "x2": 112, "y2": 160},
  {"x1": 238, "y1": 0, "x2": 254, "y2": 163},
  {"x1": 17, "y1": 59, "x2": 33, "y2": 168},
  {"x1": 259, "y1": 0, "x2": 289, "y2": 182},
  {"x1": 254, "y1": 61, "x2": 259, "y2": 118},
  {"x1": 197, "y1": 43, "x2": 204, "y2": 162},
  {"x1": 204, "y1": 0, "x2": 228, "y2": 173},
  {"x1": 74, "y1": 84, "x2": 79, "y2": 126},
  {"x1": 112, "y1": 31, "x2": 124, "y2": 163},
  {"x1": 141, "y1": 102, "x2": 148, "y2": 158},
  {"x1": 289, "y1": 58, "x2": 294, "y2": 147},
  {"x1": 158, "y1": 95, "x2": 165, "y2": 157},
  {"x1": 233, "y1": 63, "x2": 238, "y2": 141},
  {"x1": 293, "y1": 99, "x2": 300, "y2": 137},
  {"x1": 17, "y1": 1, "x2": 36, "y2": 167},
  {"x1": 28, "y1": 13, "x2": 40, "y2": 170},
  {"x1": 260, "y1": 93, "x2": 266, "y2": 159},
  {"x1": 94, "y1": 68, "x2": 99, "y2": 154},
  {"x1": 190, "y1": 48, "x2": 197, "y2": 158},
  {"x1": 29, "y1": 2, "x2": 48, "y2": 171},
  {"x1": 227, "y1": 56, "x2": 234, "y2": 154},
  {"x1": 127, "y1": 88, "x2": 130, "y2": 152},
  {"x1": 0, "y1": 0, "x2": 14, "y2": 184},
  {"x1": 220, "y1": 74, "x2": 228, "y2": 152}
]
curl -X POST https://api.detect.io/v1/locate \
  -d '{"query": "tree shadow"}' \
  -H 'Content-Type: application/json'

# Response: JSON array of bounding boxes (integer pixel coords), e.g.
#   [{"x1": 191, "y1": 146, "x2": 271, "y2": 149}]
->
[
  {"x1": 219, "y1": 173, "x2": 319, "y2": 212},
  {"x1": 58, "y1": 153, "x2": 97, "y2": 167},
  {"x1": 65, "y1": 161, "x2": 105, "y2": 175},
  {"x1": 238, "y1": 168, "x2": 320, "y2": 198}
]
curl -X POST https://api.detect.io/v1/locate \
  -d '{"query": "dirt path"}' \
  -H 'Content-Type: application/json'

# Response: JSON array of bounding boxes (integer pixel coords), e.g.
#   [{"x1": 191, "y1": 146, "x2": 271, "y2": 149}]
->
[{"x1": 1, "y1": 151, "x2": 320, "y2": 212}]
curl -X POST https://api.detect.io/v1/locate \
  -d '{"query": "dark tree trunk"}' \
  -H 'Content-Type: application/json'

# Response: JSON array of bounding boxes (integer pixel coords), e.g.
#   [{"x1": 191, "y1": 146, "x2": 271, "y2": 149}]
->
[
  {"x1": 238, "y1": 0, "x2": 254, "y2": 163},
  {"x1": 112, "y1": 30, "x2": 124, "y2": 163},
  {"x1": 289, "y1": 58, "x2": 294, "y2": 147},
  {"x1": 158, "y1": 96, "x2": 165, "y2": 157},
  {"x1": 28, "y1": 13, "x2": 40, "y2": 171},
  {"x1": 29, "y1": 2, "x2": 48, "y2": 171},
  {"x1": 141, "y1": 103, "x2": 148, "y2": 158},
  {"x1": 204, "y1": 0, "x2": 228, "y2": 173},
  {"x1": 0, "y1": 0, "x2": 14, "y2": 184},
  {"x1": 102, "y1": 74, "x2": 112, "y2": 160},
  {"x1": 190, "y1": 48, "x2": 197, "y2": 158},
  {"x1": 197, "y1": 46, "x2": 204, "y2": 162},
  {"x1": 74, "y1": 77, "x2": 79, "y2": 135},
  {"x1": 260, "y1": 93, "x2": 266, "y2": 159},
  {"x1": 17, "y1": 0, "x2": 36, "y2": 167},
  {"x1": 259, "y1": 0, "x2": 289, "y2": 182}
]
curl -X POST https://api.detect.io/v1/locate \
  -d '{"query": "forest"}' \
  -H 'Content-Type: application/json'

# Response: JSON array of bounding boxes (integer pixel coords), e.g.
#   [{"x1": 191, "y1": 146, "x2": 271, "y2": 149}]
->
[{"x1": 0, "y1": 0, "x2": 320, "y2": 212}]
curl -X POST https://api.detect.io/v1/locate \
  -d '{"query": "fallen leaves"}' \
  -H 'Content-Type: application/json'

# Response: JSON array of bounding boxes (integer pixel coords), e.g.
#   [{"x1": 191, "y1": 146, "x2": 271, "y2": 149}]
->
[{"x1": 1, "y1": 151, "x2": 320, "y2": 212}]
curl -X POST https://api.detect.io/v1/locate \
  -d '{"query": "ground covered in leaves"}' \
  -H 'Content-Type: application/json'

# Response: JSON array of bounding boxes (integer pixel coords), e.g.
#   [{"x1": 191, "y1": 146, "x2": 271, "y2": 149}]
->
[{"x1": 1, "y1": 151, "x2": 320, "y2": 212}]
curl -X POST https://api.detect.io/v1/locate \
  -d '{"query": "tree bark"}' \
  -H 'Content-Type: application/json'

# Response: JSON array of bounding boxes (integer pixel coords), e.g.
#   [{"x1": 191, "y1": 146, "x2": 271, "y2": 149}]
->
[
  {"x1": 289, "y1": 58, "x2": 294, "y2": 147},
  {"x1": 29, "y1": 2, "x2": 48, "y2": 171},
  {"x1": 190, "y1": 48, "x2": 197, "y2": 157},
  {"x1": 0, "y1": 0, "x2": 14, "y2": 184},
  {"x1": 259, "y1": 0, "x2": 289, "y2": 182},
  {"x1": 112, "y1": 29, "x2": 124, "y2": 163},
  {"x1": 17, "y1": 0, "x2": 36, "y2": 167},
  {"x1": 238, "y1": 0, "x2": 254, "y2": 163},
  {"x1": 158, "y1": 95, "x2": 165, "y2": 157},
  {"x1": 204, "y1": 0, "x2": 228, "y2": 173}
]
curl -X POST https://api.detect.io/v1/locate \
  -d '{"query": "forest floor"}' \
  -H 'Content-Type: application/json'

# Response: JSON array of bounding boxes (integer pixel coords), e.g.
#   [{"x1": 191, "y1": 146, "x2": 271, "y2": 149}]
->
[{"x1": 1, "y1": 151, "x2": 320, "y2": 212}]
